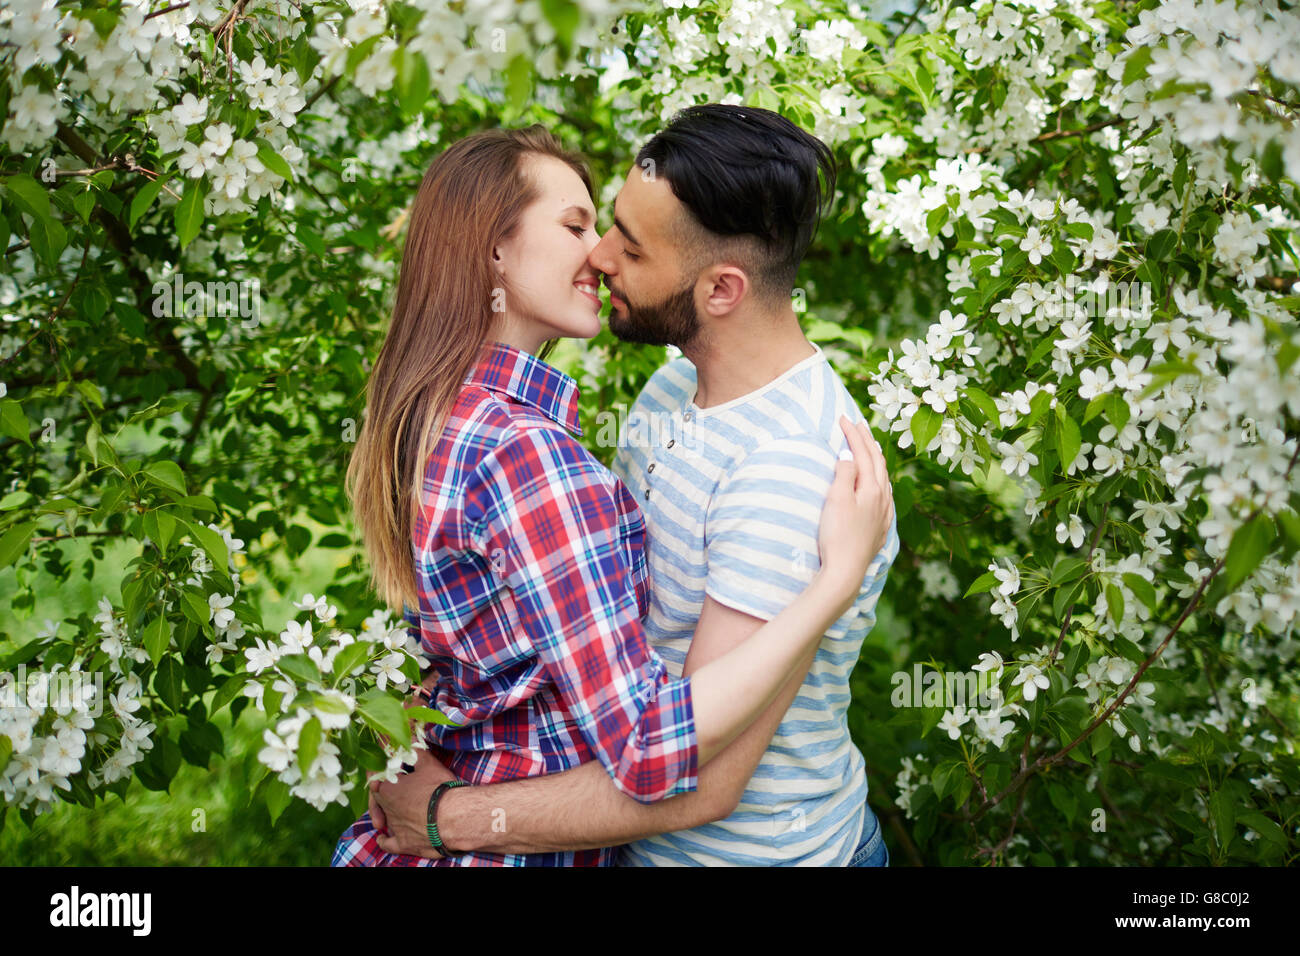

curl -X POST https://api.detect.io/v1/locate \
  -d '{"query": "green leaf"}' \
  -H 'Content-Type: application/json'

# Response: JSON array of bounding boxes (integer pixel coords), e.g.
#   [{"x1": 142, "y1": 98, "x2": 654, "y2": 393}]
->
[
  {"x1": 963, "y1": 570, "x2": 999, "y2": 598},
  {"x1": 1105, "y1": 583, "x2": 1125, "y2": 623},
  {"x1": 73, "y1": 188, "x2": 95, "y2": 224},
  {"x1": 284, "y1": 523, "x2": 312, "y2": 557},
  {"x1": 180, "y1": 589, "x2": 211, "y2": 627},
  {"x1": 183, "y1": 519, "x2": 229, "y2": 575},
  {"x1": 0, "y1": 400, "x2": 30, "y2": 445},
  {"x1": 1137, "y1": 258, "x2": 1163, "y2": 301},
  {"x1": 153, "y1": 510, "x2": 178, "y2": 553},
  {"x1": 357, "y1": 688, "x2": 412, "y2": 745},
  {"x1": 1123, "y1": 572, "x2": 1157, "y2": 612},
  {"x1": 1146, "y1": 229, "x2": 1177, "y2": 261},
  {"x1": 2, "y1": 174, "x2": 51, "y2": 219},
  {"x1": 1047, "y1": 782, "x2": 1078, "y2": 825},
  {"x1": 135, "y1": 735, "x2": 181, "y2": 792},
  {"x1": 1278, "y1": 508, "x2": 1300, "y2": 548},
  {"x1": 298, "y1": 716, "x2": 322, "y2": 774},
  {"x1": 1053, "y1": 576, "x2": 1086, "y2": 621},
  {"x1": 930, "y1": 760, "x2": 961, "y2": 800},
  {"x1": 504, "y1": 53, "x2": 533, "y2": 113},
  {"x1": 179, "y1": 718, "x2": 224, "y2": 766},
  {"x1": 404, "y1": 705, "x2": 459, "y2": 726},
  {"x1": 1224, "y1": 513, "x2": 1275, "y2": 591},
  {"x1": 155, "y1": 657, "x2": 185, "y2": 712},
  {"x1": 964, "y1": 386, "x2": 1000, "y2": 426},
  {"x1": 312, "y1": 692, "x2": 352, "y2": 715},
  {"x1": 1050, "y1": 557, "x2": 1089, "y2": 586},
  {"x1": 129, "y1": 174, "x2": 170, "y2": 230},
  {"x1": 0, "y1": 491, "x2": 34, "y2": 511},
  {"x1": 909, "y1": 404, "x2": 942, "y2": 452},
  {"x1": 175, "y1": 180, "x2": 207, "y2": 249},
  {"x1": 30, "y1": 206, "x2": 67, "y2": 263},
  {"x1": 297, "y1": 226, "x2": 326, "y2": 258},
  {"x1": 1063, "y1": 641, "x2": 1088, "y2": 680},
  {"x1": 1122, "y1": 45, "x2": 1153, "y2": 85},
  {"x1": 254, "y1": 138, "x2": 294, "y2": 183},
  {"x1": 926, "y1": 203, "x2": 949, "y2": 237},
  {"x1": 331, "y1": 641, "x2": 371, "y2": 684},
  {"x1": 1049, "y1": 242, "x2": 1076, "y2": 275},
  {"x1": 143, "y1": 615, "x2": 171, "y2": 666},
  {"x1": 0, "y1": 733, "x2": 11, "y2": 775},
  {"x1": 1022, "y1": 389, "x2": 1052, "y2": 429},
  {"x1": 1119, "y1": 706, "x2": 1149, "y2": 744},
  {"x1": 210, "y1": 673, "x2": 248, "y2": 715},
  {"x1": 1055, "y1": 404, "x2": 1081, "y2": 469},
  {"x1": 395, "y1": 47, "x2": 432, "y2": 118},
  {"x1": 275, "y1": 653, "x2": 321, "y2": 685},
  {"x1": 143, "y1": 460, "x2": 188, "y2": 497},
  {"x1": 1208, "y1": 789, "x2": 1235, "y2": 852},
  {"x1": 1102, "y1": 392, "x2": 1130, "y2": 432},
  {"x1": 264, "y1": 777, "x2": 292, "y2": 825},
  {"x1": 0, "y1": 522, "x2": 37, "y2": 568},
  {"x1": 1238, "y1": 810, "x2": 1286, "y2": 847}
]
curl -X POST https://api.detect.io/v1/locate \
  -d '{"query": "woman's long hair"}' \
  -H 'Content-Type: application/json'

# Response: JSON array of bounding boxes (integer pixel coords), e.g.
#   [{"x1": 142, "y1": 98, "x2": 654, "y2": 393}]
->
[{"x1": 346, "y1": 126, "x2": 594, "y2": 614}]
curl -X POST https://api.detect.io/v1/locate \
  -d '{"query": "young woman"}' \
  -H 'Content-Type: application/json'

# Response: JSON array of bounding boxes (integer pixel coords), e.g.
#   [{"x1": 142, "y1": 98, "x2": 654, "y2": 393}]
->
[{"x1": 333, "y1": 126, "x2": 894, "y2": 866}]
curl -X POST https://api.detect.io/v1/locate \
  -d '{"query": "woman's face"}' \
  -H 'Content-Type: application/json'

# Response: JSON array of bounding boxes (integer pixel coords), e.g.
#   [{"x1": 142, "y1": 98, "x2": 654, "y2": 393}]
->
[{"x1": 492, "y1": 154, "x2": 603, "y2": 351}]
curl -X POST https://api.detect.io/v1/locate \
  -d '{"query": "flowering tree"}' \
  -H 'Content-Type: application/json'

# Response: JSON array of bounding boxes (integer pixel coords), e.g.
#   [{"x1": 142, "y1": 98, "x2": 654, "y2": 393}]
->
[{"x1": 1, "y1": 0, "x2": 1297, "y2": 865}]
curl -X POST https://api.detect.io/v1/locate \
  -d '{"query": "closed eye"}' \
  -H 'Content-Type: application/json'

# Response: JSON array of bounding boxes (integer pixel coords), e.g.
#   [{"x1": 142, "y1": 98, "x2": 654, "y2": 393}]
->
[{"x1": 568, "y1": 225, "x2": 586, "y2": 236}]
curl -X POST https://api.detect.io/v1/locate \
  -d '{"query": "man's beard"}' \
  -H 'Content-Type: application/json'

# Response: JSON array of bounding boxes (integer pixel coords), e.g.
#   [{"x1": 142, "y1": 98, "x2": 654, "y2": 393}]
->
[{"x1": 608, "y1": 280, "x2": 700, "y2": 349}]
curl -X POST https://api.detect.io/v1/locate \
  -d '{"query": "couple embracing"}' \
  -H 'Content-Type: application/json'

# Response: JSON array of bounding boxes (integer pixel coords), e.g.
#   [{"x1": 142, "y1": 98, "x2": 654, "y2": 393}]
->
[{"x1": 332, "y1": 104, "x2": 898, "y2": 868}]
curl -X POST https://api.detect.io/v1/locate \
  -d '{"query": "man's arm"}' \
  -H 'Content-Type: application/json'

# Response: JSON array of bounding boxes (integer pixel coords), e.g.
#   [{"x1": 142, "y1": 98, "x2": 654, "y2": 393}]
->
[
  {"x1": 375, "y1": 594, "x2": 821, "y2": 857},
  {"x1": 442, "y1": 597, "x2": 819, "y2": 854}
]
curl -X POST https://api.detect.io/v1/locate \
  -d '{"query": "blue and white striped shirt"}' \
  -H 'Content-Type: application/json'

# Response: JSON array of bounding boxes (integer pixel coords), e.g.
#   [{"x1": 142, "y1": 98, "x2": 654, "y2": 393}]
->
[{"x1": 612, "y1": 343, "x2": 900, "y2": 866}]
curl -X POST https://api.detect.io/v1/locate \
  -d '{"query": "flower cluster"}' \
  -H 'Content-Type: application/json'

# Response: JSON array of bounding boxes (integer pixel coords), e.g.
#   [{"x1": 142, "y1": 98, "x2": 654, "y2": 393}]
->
[{"x1": 244, "y1": 603, "x2": 433, "y2": 811}]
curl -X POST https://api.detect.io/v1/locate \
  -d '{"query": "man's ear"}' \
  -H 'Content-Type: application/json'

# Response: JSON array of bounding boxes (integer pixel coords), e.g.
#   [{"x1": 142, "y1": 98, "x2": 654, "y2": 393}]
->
[{"x1": 700, "y1": 264, "x2": 748, "y2": 316}]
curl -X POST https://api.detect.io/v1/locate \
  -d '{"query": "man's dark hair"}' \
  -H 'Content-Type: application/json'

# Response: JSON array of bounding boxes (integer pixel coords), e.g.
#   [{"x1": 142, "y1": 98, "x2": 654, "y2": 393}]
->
[{"x1": 635, "y1": 104, "x2": 836, "y2": 302}]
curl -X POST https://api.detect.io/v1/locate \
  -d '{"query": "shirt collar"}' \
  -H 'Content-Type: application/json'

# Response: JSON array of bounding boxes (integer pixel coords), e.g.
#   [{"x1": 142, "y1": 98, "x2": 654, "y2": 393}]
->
[{"x1": 464, "y1": 341, "x2": 584, "y2": 438}]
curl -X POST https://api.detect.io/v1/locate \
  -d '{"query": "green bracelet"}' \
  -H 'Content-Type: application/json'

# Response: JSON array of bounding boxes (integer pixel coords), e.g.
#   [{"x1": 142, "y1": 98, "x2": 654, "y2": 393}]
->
[{"x1": 426, "y1": 779, "x2": 467, "y2": 857}]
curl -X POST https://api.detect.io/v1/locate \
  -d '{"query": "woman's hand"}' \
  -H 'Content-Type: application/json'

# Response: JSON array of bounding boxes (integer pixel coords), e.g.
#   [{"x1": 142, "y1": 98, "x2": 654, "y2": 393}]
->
[{"x1": 817, "y1": 415, "x2": 894, "y2": 604}]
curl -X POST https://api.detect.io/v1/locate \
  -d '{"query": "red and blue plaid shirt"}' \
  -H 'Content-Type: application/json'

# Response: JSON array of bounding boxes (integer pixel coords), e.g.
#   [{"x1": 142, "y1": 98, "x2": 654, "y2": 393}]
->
[{"x1": 331, "y1": 341, "x2": 699, "y2": 867}]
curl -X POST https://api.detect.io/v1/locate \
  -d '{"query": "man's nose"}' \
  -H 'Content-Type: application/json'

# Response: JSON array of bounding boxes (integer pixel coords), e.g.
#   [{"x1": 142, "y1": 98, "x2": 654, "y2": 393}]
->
[{"x1": 588, "y1": 231, "x2": 617, "y2": 276}]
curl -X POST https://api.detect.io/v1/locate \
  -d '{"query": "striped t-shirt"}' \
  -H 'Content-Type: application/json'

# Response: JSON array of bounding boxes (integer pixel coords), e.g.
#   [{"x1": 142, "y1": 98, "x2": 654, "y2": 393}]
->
[{"x1": 612, "y1": 343, "x2": 900, "y2": 866}]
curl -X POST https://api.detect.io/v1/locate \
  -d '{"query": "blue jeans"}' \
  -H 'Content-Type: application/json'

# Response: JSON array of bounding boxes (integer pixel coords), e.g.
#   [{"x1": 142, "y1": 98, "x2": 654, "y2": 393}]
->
[{"x1": 847, "y1": 808, "x2": 890, "y2": 867}]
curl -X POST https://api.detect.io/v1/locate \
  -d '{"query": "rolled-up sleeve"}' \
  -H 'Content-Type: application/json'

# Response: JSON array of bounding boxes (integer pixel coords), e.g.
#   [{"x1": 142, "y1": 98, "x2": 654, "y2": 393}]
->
[{"x1": 462, "y1": 425, "x2": 698, "y2": 803}]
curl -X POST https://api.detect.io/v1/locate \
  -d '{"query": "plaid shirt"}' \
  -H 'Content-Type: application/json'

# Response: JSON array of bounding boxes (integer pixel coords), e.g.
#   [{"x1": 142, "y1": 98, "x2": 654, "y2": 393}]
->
[{"x1": 331, "y1": 341, "x2": 699, "y2": 867}]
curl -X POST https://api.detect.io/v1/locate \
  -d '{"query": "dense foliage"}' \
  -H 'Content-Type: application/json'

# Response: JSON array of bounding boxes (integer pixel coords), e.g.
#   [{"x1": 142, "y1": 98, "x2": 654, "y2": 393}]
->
[{"x1": 1, "y1": 0, "x2": 1297, "y2": 865}]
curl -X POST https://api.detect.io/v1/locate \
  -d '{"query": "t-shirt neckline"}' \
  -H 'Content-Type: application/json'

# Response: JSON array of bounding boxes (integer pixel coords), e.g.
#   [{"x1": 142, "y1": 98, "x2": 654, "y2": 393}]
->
[{"x1": 687, "y1": 343, "x2": 826, "y2": 417}]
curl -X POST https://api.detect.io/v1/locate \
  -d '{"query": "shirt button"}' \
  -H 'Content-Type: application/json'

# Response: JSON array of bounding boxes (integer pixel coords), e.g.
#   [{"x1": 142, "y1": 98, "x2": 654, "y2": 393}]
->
[
  {"x1": 683, "y1": 411, "x2": 693, "y2": 422},
  {"x1": 667, "y1": 439, "x2": 675, "y2": 448},
  {"x1": 648, "y1": 463, "x2": 655, "y2": 473},
  {"x1": 644, "y1": 488, "x2": 651, "y2": 500}
]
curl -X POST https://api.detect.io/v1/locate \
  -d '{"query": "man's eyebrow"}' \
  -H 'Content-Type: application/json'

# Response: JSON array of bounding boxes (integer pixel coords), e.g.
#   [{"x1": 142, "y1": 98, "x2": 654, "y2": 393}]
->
[{"x1": 613, "y1": 215, "x2": 641, "y2": 247}]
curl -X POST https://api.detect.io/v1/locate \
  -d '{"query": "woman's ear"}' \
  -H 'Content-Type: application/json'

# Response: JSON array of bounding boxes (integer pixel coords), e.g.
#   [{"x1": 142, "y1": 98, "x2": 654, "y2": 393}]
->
[{"x1": 491, "y1": 245, "x2": 505, "y2": 278}]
